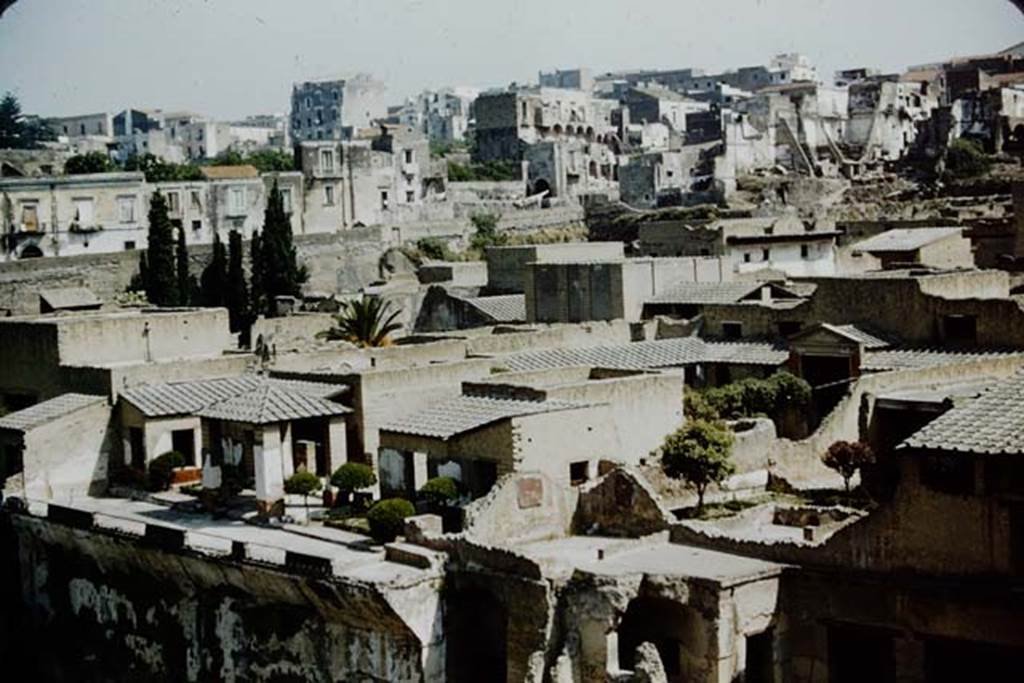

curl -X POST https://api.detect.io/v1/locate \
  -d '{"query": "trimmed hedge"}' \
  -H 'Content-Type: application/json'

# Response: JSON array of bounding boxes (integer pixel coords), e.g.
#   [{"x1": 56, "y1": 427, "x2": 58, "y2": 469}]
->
[{"x1": 366, "y1": 498, "x2": 415, "y2": 543}]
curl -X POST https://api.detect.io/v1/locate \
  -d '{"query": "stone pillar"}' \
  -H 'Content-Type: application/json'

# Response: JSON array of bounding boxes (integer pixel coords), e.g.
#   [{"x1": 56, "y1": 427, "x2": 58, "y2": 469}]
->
[
  {"x1": 327, "y1": 416, "x2": 348, "y2": 476},
  {"x1": 413, "y1": 451, "x2": 429, "y2": 492},
  {"x1": 255, "y1": 423, "x2": 285, "y2": 515}
]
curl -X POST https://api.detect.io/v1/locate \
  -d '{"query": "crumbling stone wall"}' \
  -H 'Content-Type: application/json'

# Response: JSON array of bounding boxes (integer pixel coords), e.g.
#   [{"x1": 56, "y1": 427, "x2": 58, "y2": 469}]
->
[{"x1": 9, "y1": 515, "x2": 437, "y2": 682}]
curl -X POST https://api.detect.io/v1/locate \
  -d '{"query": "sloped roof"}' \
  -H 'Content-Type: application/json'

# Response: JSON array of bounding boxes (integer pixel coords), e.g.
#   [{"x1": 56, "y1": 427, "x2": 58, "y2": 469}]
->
[
  {"x1": 381, "y1": 395, "x2": 586, "y2": 440},
  {"x1": 851, "y1": 227, "x2": 963, "y2": 253},
  {"x1": 464, "y1": 294, "x2": 526, "y2": 323},
  {"x1": 199, "y1": 165, "x2": 259, "y2": 180},
  {"x1": 901, "y1": 370, "x2": 1024, "y2": 455},
  {"x1": 861, "y1": 348, "x2": 1024, "y2": 372},
  {"x1": 0, "y1": 393, "x2": 105, "y2": 433},
  {"x1": 791, "y1": 323, "x2": 892, "y2": 349},
  {"x1": 195, "y1": 383, "x2": 349, "y2": 425},
  {"x1": 647, "y1": 281, "x2": 803, "y2": 306},
  {"x1": 502, "y1": 337, "x2": 787, "y2": 372},
  {"x1": 39, "y1": 287, "x2": 102, "y2": 311},
  {"x1": 121, "y1": 376, "x2": 346, "y2": 418}
]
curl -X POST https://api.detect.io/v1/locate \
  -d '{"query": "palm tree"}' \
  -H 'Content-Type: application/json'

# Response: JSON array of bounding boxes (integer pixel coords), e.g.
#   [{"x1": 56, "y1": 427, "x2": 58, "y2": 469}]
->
[{"x1": 318, "y1": 298, "x2": 403, "y2": 347}]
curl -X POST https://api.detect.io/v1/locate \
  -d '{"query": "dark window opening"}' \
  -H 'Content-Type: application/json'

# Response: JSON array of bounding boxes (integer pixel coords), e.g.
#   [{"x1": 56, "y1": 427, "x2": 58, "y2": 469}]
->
[
  {"x1": 129, "y1": 427, "x2": 145, "y2": 469},
  {"x1": 942, "y1": 314, "x2": 977, "y2": 346},
  {"x1": 722, "y1": 322, "x2": 743, "y2": 340},
  {"x1": 570, "y1": 461, "x2": 589, "y2": 486},
  {"x1": 124, "y1": 241, "x2": 136, "y2": 251},
  {"x1": 171, "y1": 429, "x2": 196, "y2": 467},
  {"x1": 778, "y1": 321, "x2": 802, "y2": 337},
  {"x1": 920, "y1": 453, "x2": 974, "y2": 496},
  {"x1": 746, "y1": 630, "x2": 774, "y2": 683}
]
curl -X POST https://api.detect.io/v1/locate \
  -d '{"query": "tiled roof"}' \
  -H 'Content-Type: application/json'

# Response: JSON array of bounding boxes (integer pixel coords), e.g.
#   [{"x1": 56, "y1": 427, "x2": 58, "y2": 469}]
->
[
  {"x1": 862, "y1": 348, "x2": 1024, "y2": 372},
  {"x1": 820, "y1": 324, "x2": 892, "y2": 349},
  {"x1": 851, "y1": 227, "x2": 962, "y2": 253},
  {"x1": 465, "y1": 294, "x2": 526, "y2": 323},
  {"x1": 381, "y1": 395, "x2": 586, "y2": 440},
  {"x1": 0, "y1": 393, "x2": 105, "y2": 433},
  {"x1": 195, "y1": 384, "x2": 350, "y2": 425},
  {"x1": 901, "y1": 370, "x2": 1024, "y2": 454},
  {"x1": 39, "y1": 287, "x2": 102, "y2": 310},
  {"x1": 647, "y1": 282, "x2": 763, "y2": 305},
  {"x1": 121, "y1": 376, "x2": 346, "y2": 418},
  {"x1": 502, "y1": 337, "x2": 787, "y2": 372}
]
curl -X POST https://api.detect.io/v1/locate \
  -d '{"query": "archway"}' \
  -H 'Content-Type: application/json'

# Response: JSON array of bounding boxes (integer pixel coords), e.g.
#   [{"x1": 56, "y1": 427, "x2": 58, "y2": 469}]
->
[
  {"x1": 445, "y1": 587, "x2": 507, "y2": 682},
  {"x1": 18, "y1": 244, "x2": 43, "y2": 259},
  {"x1": 533, "y1": 178, "x2": 552, "y2": 197},
  {"x1": 589, "y1": 160, "x2": 598, "y2": 178},
  {"x1": 616, "y1": 597, "x2": 703, "y2": 682},
  {"x1": 553, "y1": 124, "x2": 563, "y2": 136}
]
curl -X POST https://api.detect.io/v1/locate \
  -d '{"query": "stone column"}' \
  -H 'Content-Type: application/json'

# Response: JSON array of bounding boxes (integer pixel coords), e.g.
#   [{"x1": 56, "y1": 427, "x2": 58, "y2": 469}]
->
[
  {"x1": 327, "y1": 416, "x2": 348, "y2": 476},
  {"x1": 255, "y1": 423, "x2": 285, "y2": 516},
  {"x1": 413, "y1": 451, "x2": 429, "y2": 492}
]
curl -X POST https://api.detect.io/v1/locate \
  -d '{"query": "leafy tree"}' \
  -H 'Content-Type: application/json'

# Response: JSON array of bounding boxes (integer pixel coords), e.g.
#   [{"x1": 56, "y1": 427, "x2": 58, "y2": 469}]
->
[
  {"x1": 175, "y1": 224, "x2": 196, "y2": 306},
  {"x1": 330, "y1": 462, "x2": 378, "y2": 505},
  {"x1": 284, "y1": 470, "x2": 323, "y2": 515},
  {"x1": 0, "y1": 92, "x2": 54, "y2": 149},
  {"x1": 661, "y1": 419, "x2": 735, "y2": 512},
  {"x1": 318, "y1": 298, "x2": 402, "y2": 347},
  {"x1": 64, "y1": 151, "x2": 116, "y2": 174},
  {"x1": 212, "y1": 148, "x2": 246, "y2": 166},
  {"x1": 822, "y1": 440, "x2": 874, "y2": 492},
  {"x1": 247, "y1": 149, "x2": 296, "y2": 173},
  {"x1": 252, "y1": 182, "x2": 307, "y2": 315},
  {"x1": 226, "y1": 229, "x2": 251, "y2": 340},
  {"x1": 140, "y1": 192, "x2": 179, "y2": 306},
  {"x1": 199, "y1": 232, "x2": 227, "y2": 308},
  {"x1": 366, "y1": 498, "x2": 415, "y2": 543},
  {"x1": 124, "y1": 153, "x2": 203, "y2": 183},
  {"x1": 416, "y1": 237, "x2": 453, "y2": 261},
  {"x1": 944, "y1": 138, "x2": 991, "y2": 179},
  {"x1": 469, "y1": 211, "x2": 507, "y2": 251}
]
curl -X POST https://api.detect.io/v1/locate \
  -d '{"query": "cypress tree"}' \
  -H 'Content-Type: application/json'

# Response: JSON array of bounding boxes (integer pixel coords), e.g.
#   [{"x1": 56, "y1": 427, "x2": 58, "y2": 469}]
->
[
  {"x1": 259, "y1": 182, "x2": 307, "y2": 312},
  {"x1": 143, "y1": 191, "x2": 178, "y2": 306},
  {"x1": 175, "y1": 224, "x2": 192, "y2": 306},
  {"x1": 226, "y1": 229, "x2": 252, "y2": 344},
  {"x1": 199, "y1": 232, "x2": 228, "y2": 307},
  {"x1": 250, "y1": 229, "x2": 265, "y2": 317}
]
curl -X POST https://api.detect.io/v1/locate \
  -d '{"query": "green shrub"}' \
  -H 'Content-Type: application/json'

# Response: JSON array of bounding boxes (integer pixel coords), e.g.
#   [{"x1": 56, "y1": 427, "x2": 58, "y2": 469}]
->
[
  {"x1": 945, "y1": 138, "x2": 991, "y2": 179},
  {"x1": 416, "y1": 237, "x2": 452, "y2": 261},
  {"x1": 768, "y1": 371, "x2": 811, "y2": 413},
  {"x1": 366, "y1": 498, "x2": 415, "y2": 543},
  {"x1": 684, "y1": 390, "x2": 720, "y2": 421},
  {"x1": 147, "y1": 451, "x2": 186, "y2": 492},
  {"x1": 331, "y1": 463, "x2": 377, "y2": 502},
  {"x1": 284, "y1": 471, "x2": 323, "y2": 508},
  {"x1": 418, "y1": 476, "x2": 459, "y2": 504}
]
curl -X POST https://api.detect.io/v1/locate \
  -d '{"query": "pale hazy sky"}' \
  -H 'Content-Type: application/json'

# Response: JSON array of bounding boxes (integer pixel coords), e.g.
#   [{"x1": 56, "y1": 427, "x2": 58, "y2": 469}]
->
[{"x1": 0, "y1": 0, "x2": 1021, "y2": 119}]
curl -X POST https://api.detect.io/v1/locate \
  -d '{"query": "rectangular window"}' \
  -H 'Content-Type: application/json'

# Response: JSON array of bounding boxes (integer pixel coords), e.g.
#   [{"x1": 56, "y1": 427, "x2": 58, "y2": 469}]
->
[
  {"x1": 227, "y1": 187, "x2": 245, "y2": 215},
  {"x1": 722, "y1": 322, "x2": 743, "y2": 340},
  {"x1": 762, "y1": 248, "x2": 771, "y2": 260},
  {"x1": 190, "y1": 190, "x2": 202, "y2": 210},
  {"x1": 406, "y1": 190, "x2": 415, "y2": 203},
  {"x1": 404, "y1": 149, "x2": 414, "y2": 164},
  {"x1": 280, "y1": 188, "x2": 293, "y2": 214},
  {"x1": 801, "y1": 244, "x2": 810, "y2": 259},
  {"x1": 324, "y1": 185, "x2": 335, "y2": 206},
  {"x1": 166, "y1": 191, "x2": 181, "y2": 214},
  {"x1": 72, "y1": 197, "x2": 95, "y2": 225},
  {"x1": 320, "y1": 149, "x2": 335, "y2": 173},
  {"x1": 117, "y1": 195, "x2": 135, "y2": 223},
  {"x1": 380, "y1": 190, "x2": 389, "y2": 210},
  {"x1": 124, "y1": 241, "x2": 136, "y2": 250},
  {"x1": 191, "y1": 220, "x2": 202, "y2": 231},
  {"x1": 569, "y1": 461, "x2": 589, "y2": 486},
  {"x1": 743, "y1": 252, "x2": 751, "y2": 263},
  {"x1": 19, "y1": 202, "x2": 39, "y2": 232}
]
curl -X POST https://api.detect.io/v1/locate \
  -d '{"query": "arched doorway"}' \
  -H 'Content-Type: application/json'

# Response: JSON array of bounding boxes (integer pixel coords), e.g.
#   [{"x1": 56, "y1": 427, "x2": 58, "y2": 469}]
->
[
  {"x1": 18, "y1": 244, "x2": 43, "y2": 259},
  {"x1": 533, "y1": 178, "x2": 552, "y2": 197},
  {"x1": 445, "y1": 587, "x2": 507, "y2": 682},
  {"x1": 616, "y1": 597, "x2": 702, "y2": 682}
]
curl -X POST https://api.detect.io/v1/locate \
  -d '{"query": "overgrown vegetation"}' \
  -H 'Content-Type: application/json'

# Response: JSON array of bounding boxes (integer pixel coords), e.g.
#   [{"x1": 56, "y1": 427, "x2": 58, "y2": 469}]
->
[
  {"x1": 0, "y1": 92, "x2": 54, "y2": 149},
  {"x1": 447, "y1": 159, "x2": 521, "y2": 182},
  {"x1": 65, "y1": 151, "x2": 116, "y2": 175},
  {"x1": 366, "y1": 498, "x2": 415, "y2": 543},
  {"x1": 124, "y1": 153, "x2": 204, "y2": 183},
  {"x1": 686, "y1": 372, "x2": 812, "y2": 428},
  {"x1": 212, "y1": 148, "x2": 296, "y2": 173},
  {"x1": 661, "y1": 419, "x2": 736, "y2": 512},
  {"x1": 944, "y1": 138, "x2": 992, "y2": 180}
]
